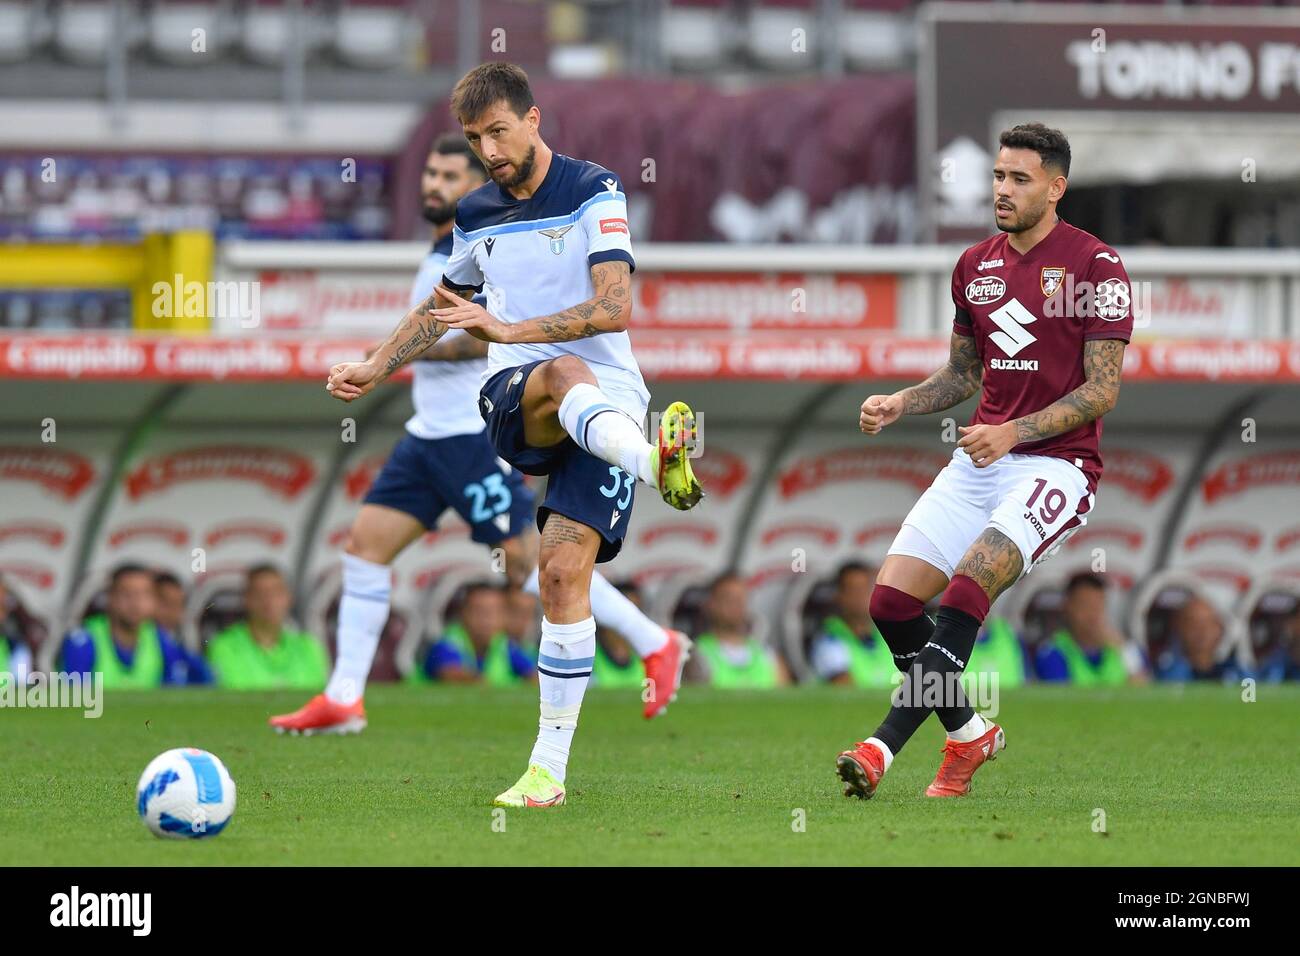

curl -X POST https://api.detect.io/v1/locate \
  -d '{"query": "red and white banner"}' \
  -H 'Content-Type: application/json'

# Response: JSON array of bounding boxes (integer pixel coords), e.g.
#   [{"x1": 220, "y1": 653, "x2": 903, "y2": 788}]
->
[{"x1": 5, "y1": 334, "x2": 1300, "y2": 383}]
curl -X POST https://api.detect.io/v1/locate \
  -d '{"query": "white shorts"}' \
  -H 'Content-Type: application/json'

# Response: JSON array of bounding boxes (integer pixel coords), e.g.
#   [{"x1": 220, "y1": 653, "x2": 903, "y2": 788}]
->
[{"x1": 887, "y1": 447, "x2": 1094, "y2": 580}]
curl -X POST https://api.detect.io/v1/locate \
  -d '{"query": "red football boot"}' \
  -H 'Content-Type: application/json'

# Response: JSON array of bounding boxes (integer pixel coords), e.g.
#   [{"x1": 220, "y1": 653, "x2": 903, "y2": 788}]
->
[
  {"x1": 642, "y1": 629, "x2": 691, "y2": 719},
  {"x1": 836, "y1": 740, "x2": 887, "y2": 800},
  {"x1": 925, "y1": 721, "x2": 1006, "y2": 797},
  {"x1": 269, "y1": 694, "x2": 367, "y2": 736}
]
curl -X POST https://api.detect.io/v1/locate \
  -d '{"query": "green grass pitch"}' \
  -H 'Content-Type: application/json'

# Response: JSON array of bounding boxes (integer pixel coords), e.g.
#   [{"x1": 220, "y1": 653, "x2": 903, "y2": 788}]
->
[{"x1": 4, "y1": 684, "x2": 1297, "y2": 866}]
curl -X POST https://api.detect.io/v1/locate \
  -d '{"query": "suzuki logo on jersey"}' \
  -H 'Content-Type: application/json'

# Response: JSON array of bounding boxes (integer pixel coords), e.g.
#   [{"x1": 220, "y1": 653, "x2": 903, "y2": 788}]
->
[
  {"x1": 976, "y1": 258, "x2": 1004, "y2": 271},
  {"x1": 540, "y1": 225, "x2": 574, "y2": 255},
  {"x1": 987, "y1": 298, "x2": 1040, "y2": 368},
  {"x1": 1041, "y1": 267, "x2": 1066, "y2": 297},
  {"x1": 965, "y1": 276, "x2": 1006, "y2": 305}
]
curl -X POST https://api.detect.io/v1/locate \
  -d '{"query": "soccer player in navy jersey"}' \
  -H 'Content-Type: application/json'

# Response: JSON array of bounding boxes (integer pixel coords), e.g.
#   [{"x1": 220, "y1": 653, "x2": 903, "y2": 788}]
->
[
  {"x1": 837, "y1": 123, "x2": 1133, "y2": 799},
  {"x1": 325, "y1": 64, "x2": 703, "y2": 807}
]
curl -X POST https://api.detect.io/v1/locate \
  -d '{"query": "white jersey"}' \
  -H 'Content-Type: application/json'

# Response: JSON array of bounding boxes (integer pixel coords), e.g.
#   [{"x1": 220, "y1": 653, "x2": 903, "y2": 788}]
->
[
  {"x1": 441, "y1": 152, "x2": 650, "y2": 420},
  {"x1": 403, "y1": 235, "x2": 489, "y2": 440}
]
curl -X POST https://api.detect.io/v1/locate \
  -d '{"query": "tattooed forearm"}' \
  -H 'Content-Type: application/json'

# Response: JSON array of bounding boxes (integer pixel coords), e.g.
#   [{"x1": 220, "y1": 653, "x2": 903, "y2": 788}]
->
[
  {"x1": 372, "y1": 310, "x2": 449, "y2": 381},
  {"x1": 899, "y1": 332, "x2": 984, "y2": 416},
  {"x1": 510, "y1": 261, "x2": 633, "y2": 344},
  {"x1": 955, "y1": 528, "x2": 1024, "y2": 602},
  {"x1": 1011, "y1": 338, "x2": 1125, "y2": 443},
  {"x1": 413, "y1": 333, "x2": 489, "y2": 362}
]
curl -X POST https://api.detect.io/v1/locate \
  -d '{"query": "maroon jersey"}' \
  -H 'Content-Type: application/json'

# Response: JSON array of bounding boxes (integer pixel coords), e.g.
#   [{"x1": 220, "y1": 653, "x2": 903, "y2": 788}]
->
[{"x1": 951, "y1": 219, "x2": 1133, "y2": 493}]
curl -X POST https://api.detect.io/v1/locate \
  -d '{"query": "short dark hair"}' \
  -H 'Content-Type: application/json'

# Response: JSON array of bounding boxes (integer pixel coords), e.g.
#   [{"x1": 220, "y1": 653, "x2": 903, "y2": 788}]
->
[
  {"x1": 450, "y1": 62, "x2": 535, "y2": 125},
  {"x1": 154, "y1": 571, "x2": 183, "y2": 591},
  {"x1": 109, "y1": 563, "x2": 153, "y2": 590},
  {"x1": 462, "y1": 581, "x2": 503, "y2": 602},
  {"x1": 835, "y1": 560, "x2": 876, "y2": 589},
  {"x1": 999, "y1": 123, "x2": 1071, "y2": 177},
  {"x1": 708, "y1": 570, "x2": 745, "y2": 594},
  {"x1": 429, "y1": 132, "x2": 486, "y2": 180},
  {"x1": 1065, "y1": 572, "x2": 1106, "y2": 595},
  {"x1": 246, "y1": 563, "x2": 285, "y2": 585}
]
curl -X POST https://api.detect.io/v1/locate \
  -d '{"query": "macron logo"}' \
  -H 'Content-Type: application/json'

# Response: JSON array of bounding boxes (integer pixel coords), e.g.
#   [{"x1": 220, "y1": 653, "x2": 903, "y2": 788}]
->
[
  {"x1": 1095, "y1": 251, "x2": 1119, "y2": 263},
  {"x1": 602, "y1": 177, "x2": 618, "y2": 197},
  {"x1": 483, "y1": 238, "x2": 495, "y2": 256},
  {"x1": 50, "y1": 886, "x2": 151, "y2": 937},
  {"x1": 610, "y1": 509, "x2": 621, "y2": 528}
]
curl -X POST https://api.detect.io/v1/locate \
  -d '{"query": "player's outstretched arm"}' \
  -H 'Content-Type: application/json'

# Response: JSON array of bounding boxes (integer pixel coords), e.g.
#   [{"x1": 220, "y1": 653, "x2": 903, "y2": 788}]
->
[
  {"x1": 860, "y1": 332, "x2": 982, "y2": 434},
  {"x1": 326, "y1": 292, "x2": 450, "y2": 402},
  {"x1": 437, "y1": 261, "x2": 632, "y2": 344},
  {"x1": 958, "y1": 338, "x2": 1125, "y2": 467}
]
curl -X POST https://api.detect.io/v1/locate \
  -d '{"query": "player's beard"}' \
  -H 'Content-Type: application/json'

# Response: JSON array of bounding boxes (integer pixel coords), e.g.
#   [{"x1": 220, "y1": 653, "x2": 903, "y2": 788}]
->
[
  {"x1": 421, "y1": 197, "x2": 455, "y2": 225},
  {"x1": 492, "y1": 145, "x2": 536, "y2": 189},
  {"x1": 996, "y1": 195, "x2": 1049, "y2": 234}
]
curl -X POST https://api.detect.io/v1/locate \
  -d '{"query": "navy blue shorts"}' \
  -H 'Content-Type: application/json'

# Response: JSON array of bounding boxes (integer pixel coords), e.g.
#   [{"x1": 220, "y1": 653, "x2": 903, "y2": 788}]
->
[
  {"x1": 363, "y1": 431, "x2": 535, "y2": 545},
  {"x1": 479, "y1": 360, "x2": 636, "y2": 563}
]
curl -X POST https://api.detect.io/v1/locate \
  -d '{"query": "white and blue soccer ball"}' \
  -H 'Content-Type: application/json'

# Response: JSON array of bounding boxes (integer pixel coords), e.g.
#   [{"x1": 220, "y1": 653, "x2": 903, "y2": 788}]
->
[{"x1": 136, "y1": 748, "x2": 237, "y2": 840}]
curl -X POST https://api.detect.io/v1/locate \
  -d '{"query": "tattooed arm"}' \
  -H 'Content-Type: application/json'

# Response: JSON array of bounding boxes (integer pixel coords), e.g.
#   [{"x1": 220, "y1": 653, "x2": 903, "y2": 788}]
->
[
  {"x1": 860, "y1": 332, "x2": 982, "y2": 434},
  {"x1": 432, "y1": 261, "x2": 633, "y2": 344},
  {"x1": 1010, "y1": 338, "x2": 1125, "y2": 442},
  {"x1": 957, "y1": 338, "x2": 1126, "y2": 467},
  {"x1": 324, "y1": 291, "x2": 450, "y2": 402}
]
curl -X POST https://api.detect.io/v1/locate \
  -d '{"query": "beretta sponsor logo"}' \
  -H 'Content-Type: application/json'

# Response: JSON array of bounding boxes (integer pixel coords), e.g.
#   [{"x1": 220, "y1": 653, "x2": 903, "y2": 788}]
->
[{"x1": 965, "y1": 276, "x2": 1006, "y2": 305}]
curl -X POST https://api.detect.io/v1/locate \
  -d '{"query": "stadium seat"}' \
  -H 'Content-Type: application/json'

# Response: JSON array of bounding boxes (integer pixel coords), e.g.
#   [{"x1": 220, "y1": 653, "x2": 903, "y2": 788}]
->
[
  {"x1": 189, "y1": 573, "x2": 251, "y2": 654},
  {"x1": 55, "y1": 0, "x2": 133, "y2": 66},
  {"x1": 333, "y1": 0, "x2": 411, "y2": 70},
  {"x1": 147, "y1": 0, "x2": 225, "y2": 65},
  {"x1": 778, "y1": 570, "x2": 838, "y2": 683},
  {"x1": 745, "y1": 0, "x2": 817, "y2": 72},
  {"x1": 0, "y1": 575, "x2": 53, "y2": 679},
  {"x1": 661, "y1": 0, "x2": 731, "y2": 73},
  {"x1": 0, "y1": 0, "x2": 50, "y2": 63},
  {"x1": 301, "y1": 567, "x2": 408, "y2": 682},
  {"x1": 1240, "y1": 580, "x2": 1300, "y2": 678},
  {"x1": 240, "y1": 0, "x2": 329, "y2": 65},
  {"x1": 1131, "y1": 570, "x2": 1251, "y2": 677}
]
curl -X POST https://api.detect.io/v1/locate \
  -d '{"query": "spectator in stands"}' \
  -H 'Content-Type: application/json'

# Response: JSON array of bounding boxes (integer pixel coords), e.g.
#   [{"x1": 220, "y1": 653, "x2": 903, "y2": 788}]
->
[
  {"x1": 1154, "y1": 594, "x2": 1248, "y2": 683},
  {"x1": 1256, "y1": 606, "x2": 1300, "y2": 682},
  {"x1": 692, "y1": 572, "x2": 789, "y2": 688},
  {"x1": 207, "y1": 565, "x2": 329, "y2": 691},
  {"x1": 0, "y1": 576, "x2": 33, "y2": 685},
  {"x1": 61, "y1": 563, "x2": 212, "y2": 687},
  {"x1": 421, "y1": 583, "x2": 535, "y2": 685},
  {"x1": 809, "y1": 562, "x2": 894, "y2": 687},
  {"x1": 1036, "y1": 573, "x2": 1146, "y2": 685},
  {"x1": 153, "y1": 571, "x2": 187, "y2": 643},
  {"x1": 504, "y1": 584, "x2": 540, "y2": 654},
  {"x1": 592, "y1": 581, "x2": 647, "y2": 690}
]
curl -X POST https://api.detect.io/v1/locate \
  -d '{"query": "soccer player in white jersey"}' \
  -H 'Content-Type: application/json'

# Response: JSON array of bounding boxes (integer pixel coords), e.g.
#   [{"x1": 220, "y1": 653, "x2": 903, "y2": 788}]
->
[
  {"x1": 271, "y1": 132, "x2": 691, "y2": 737},
  {"x1": 324, "y1": 64, "x2": 704, "y2": 807}
]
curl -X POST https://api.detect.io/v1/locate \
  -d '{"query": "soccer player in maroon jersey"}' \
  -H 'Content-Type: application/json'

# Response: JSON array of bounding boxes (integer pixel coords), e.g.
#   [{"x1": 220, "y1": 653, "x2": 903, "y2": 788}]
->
[{"x1": 836, "y1": 123, "x2": 1133, "y2": 799}]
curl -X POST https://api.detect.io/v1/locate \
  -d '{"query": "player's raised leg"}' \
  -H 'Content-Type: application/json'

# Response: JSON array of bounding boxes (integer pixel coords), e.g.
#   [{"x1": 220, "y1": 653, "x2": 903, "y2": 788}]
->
[
  {"x1": 494, "y1": 513, "x2": 601, "y2": 808},
  {"x1": 269, "y1": 504, "x2": 422, "y2": 735},
  {"x1": 522, "y1": 564, "x2": 690, "y2": 719},
  {"x1": 523, "y1": 355, "x2": 703, "y2": 511}
]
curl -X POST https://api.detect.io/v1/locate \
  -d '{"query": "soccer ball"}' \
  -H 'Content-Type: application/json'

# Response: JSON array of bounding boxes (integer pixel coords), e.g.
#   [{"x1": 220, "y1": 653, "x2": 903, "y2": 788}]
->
[{"x1": 136, "y1": 748, "x2": 237, "y2": 840}]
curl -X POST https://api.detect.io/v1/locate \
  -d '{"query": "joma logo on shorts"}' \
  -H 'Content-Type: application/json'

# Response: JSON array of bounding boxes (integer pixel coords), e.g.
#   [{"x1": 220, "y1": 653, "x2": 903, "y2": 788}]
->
[{"x1": 1023, "y1": 510, "x2": 1047, "y2": 540}]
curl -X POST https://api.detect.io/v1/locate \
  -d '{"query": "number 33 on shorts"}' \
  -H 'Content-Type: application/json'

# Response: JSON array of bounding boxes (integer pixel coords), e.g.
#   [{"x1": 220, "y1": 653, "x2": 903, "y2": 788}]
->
[{"x1": 598, "y1": 466, "x2": 634, "y2": 528}]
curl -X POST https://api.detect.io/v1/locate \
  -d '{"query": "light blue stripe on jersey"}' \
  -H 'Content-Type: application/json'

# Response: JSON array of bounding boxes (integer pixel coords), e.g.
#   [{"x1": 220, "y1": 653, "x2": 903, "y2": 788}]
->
[
  {"x1": 537, "y1": 653, "x2": 595, "y2": 671},
  {"x1": 454, "y1": 191, "x2": 627, "y2": 243}
]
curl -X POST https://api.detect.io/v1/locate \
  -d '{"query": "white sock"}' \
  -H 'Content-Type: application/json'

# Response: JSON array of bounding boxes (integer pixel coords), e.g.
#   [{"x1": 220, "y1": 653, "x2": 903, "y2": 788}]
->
[
  {"x1": 587, "y1": 572, "x2": 668, "y2": 657},
  {"x1": 948, "y1": 712, "x2": 988, "y2": 743},
  {"x1": 323, "y1": 554, "x2": 391, "y2": 705},
  {"x1": 557, "y1": 382, "x2": 655, "y2": 486},
  {"x1": 866, "y1": 736, "x2": 894, "y2": 772},
  {"x1": 529, "y1": 617, "x2": 596, "y2": 784}
]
